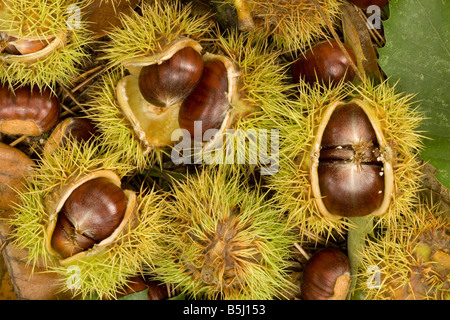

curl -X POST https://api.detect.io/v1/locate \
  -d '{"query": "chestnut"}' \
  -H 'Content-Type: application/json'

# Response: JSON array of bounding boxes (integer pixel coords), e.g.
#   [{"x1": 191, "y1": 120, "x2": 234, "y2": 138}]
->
[
  {"x1": 347, "y1": 0, "x2": 388, "y2": 10},
  {"x1": 50, "y1": 176, "x2": 128, "y2": 259},
  {"x1": 292, "y1": 40, "x2": 357, "y2": 87},
  {"x1": 0, "y1": 84, "x2": 61, "y2": 136},
  {"x1": 300, "y1": 248, "x2": 351, "y2": 300},
  {"x1": 178, "y1": 58, "x2": 230, "y2": 141},
  {"x1": 138, "y1": 46, "x2": 204, "y2": 108},
  {"x1": 61, "y1": 177, "x2": 127, "y2": 242},
  {"x1": 1, "y1": 32, "x2": 55, "y2": 55},
  {"x1": 51, "y1": 212, "x2": 97, "y2": 259},
  {"x1": 44, "y1": 117, "x2": 97, "y2": 154},
  {"x1": 116, "y1": 277, "x2": 169, "y2": 300},
  {"x1": 310, "y1": 101, "x2": 394, "y2": 219}
]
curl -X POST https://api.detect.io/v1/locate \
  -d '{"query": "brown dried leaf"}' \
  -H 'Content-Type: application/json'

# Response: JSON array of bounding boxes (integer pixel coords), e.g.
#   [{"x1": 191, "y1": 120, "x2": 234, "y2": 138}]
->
[
  {"x1": 341, "y1": 2, "x2": 382, "y2": 82},
  {"x1": 84, "y1": 0, "x2": 141, "y2": 39}
]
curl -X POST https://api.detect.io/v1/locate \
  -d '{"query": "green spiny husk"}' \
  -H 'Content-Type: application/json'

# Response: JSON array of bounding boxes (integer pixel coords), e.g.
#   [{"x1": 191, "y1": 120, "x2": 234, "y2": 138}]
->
[
  {"x1": 100, "y1": 0, "x2": 213, "y2": 68},
  {"x1": 253, "y1": 79, "x2": 424, "y2": 240},
  {"x1": 0, "y1": 0, "x2": 92, "y2": 90},
  {"x1": 84, "y1": 66, "x2": 158, "y2": 171},
  {"x1": 216, "y1": 0, "x2": 344, "y2": 54},
  {"x1": 152, "y1": 164, "x2": 297, "y2": 300},
  {"x1": 8, "y1": 138, "x2": 168, "y2": 299},
  {"x1": 355, "y1": 200, "x2": 450, "y2": 300}
]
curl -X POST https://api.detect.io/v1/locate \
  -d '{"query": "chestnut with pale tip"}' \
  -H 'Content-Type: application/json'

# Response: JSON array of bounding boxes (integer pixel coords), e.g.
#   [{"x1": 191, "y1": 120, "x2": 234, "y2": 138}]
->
[
  {"x1": 138, "y1": 46, "x2": 204, "y2": 108},
  {"x1": 0, "y1": 84, "x2": 61, "y2": 136},
  {"x1": 292, "y1": 40, "x2": 357, "y2": 87},
  {"x1": 300, "y1": 248, "x2": 351, "y2": 300}
]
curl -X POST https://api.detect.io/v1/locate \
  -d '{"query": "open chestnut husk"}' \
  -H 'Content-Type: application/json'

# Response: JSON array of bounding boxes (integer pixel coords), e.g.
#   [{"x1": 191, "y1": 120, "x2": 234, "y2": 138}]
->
[
  {"x1": 310, "y1": 99, "x2": 394, "y2": 219},
  {"x1": 0, "y1": 84, "x2": 61, "y2": 136},
  {"x1": 301, "y1": 248, "x2": 351, "y2": 300},
  {"x1": 116, "y1": 38, "x2": 204, "y2": 151},
  {"x1": 292, "y1": 40, "x2": 357, "y2": 87},
  {"x1": 46, "y1": 170, "x2": 137, "y2": 264}
]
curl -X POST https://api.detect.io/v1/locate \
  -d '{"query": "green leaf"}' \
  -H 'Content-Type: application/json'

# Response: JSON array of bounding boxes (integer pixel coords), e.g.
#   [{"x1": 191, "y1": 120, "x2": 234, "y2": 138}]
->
[
  {"x1": 347, "y1": 216, "x2": 374, "y2": 300},
  {"x1": 118, "y1": 288, "x2": 149, "y2": 300},
  {"x1": 378, "y1": 0, "x2": 450, "y2": 188}
]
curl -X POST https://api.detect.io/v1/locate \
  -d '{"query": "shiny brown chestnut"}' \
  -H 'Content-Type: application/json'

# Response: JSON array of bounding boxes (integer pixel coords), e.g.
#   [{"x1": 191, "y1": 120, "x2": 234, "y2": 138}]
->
[
  {"x1": 0, "y1": 84, "x2": 61, "y2": 136},
  {"x1": 310, "y1": 100, "x2": 394, "y2": 219},
  {"x1": 292, "y1": 40, "x2": 357, "y2": 87},
  {"x1": 51, "y1": 212, "x2": 97, "y2": 259},
  {"x1": 51, "y1": 177, "x2": 128, "y2": 258},
  {"x1": 178, "y1": 58, "x2": 230, "y2": 141},
  {"x1": 138, "y1": 46, "x2": 204, "y2": 108},
  {"x1": 348, "y1": 0, "x2": 388, "y2": 10},
  {"x1": 300, "y1": 248, "x2": 351, "y2": 300}
]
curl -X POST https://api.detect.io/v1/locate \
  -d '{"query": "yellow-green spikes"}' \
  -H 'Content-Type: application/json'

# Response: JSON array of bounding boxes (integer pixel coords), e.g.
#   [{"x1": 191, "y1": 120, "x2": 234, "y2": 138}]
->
[{"x1": 152, "y1": 164, "x2": 296, "y2": 300}]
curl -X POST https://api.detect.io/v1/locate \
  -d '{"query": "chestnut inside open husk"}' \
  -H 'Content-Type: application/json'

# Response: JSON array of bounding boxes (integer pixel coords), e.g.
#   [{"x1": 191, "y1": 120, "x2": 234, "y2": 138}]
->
[
  {"x1": 138, "y1": 46, "x2": 204, "y2": 108},
  {"x1": 46, "y1": 170, "x2": 137, "y2": 264},
  {"x1": 310, "y1": 99, "x2": 394, "y2": 219}
]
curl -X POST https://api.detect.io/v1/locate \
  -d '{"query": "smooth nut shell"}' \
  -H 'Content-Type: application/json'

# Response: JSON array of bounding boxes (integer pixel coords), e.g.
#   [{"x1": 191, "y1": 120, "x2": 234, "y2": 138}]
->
[
  {"x1": 51, "y1": 213, "x2": 97, "y2": 259},
  {"x1": 317, "y1": 103, "x2": 384, "y2": 217},
  {"x1": 301, "y1": 248, "x2": 351, "y2": 300},
  {"x1": 1, "y1": 30, "x2": 68, "y2": 64},
  {"x1": 45, "y1": 170, "x2": 138, "y2": 264},
  {"x1": 0, "y1": 84, "x2": 61, "y2": 136},
  {"x1": 178, "y1": 59, "x2": 229, "y2": 140},
  {"x1": 292, "y1": 40, "x2": 357, "y2": 87},
  {"x1": 310, "y1": 99, "x2": 394, "y2": 220},
  {"x1": 62, "y1": 177, "x2": 127, "y2": 242},
  {"x1": 138, "y1": 46, "x2": 204, "y2": 108}
]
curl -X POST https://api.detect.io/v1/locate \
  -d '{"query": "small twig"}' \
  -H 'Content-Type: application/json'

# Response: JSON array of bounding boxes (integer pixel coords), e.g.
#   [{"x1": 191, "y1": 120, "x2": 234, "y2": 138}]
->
[
  {"x1": 9, "y1": 135, "x2": 27, "y2": 147},
  {"x1": 233, "y1": 0, "x2": 255, "y2": 31},
  {"x1": 60, "y1": 103, "x2": 78, "y2": 117},
  {"x1": 311, "y1": 0, "x2": 365, "y2": 82},
  {"x1": 294, "y1": 242, "x2": 310, "y2": 260},
  {"x1": 0, "y1": 239, "x2": 7, "y2": 253},
  {"x1": 355, "y1": 5, "x2": 385, "y2": 47},
  {"x1": 70, "y1": 65, "x2": 108, "y2": 94},
  {"x1": 70, "y1": 65, "x2": 103, "y2": 90},
  {"x1": 59, "y1": 83, "x2": 88, "y2": 114}
]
